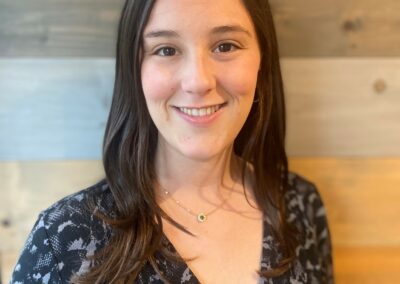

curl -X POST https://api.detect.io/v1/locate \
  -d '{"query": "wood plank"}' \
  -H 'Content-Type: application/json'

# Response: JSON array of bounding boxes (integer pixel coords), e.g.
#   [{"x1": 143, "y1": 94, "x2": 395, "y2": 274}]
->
[
  {"x1": 1, "y1": 0, "x2": 399, "y2": 57},
  {"x1": 334, "y1": 246, "x2": 400, "y2": 284},
  {"x1": 1, "y1": 159, "x2": 400, "y2": 282},
  {"x1": 272, "y1": 0, "x2": 400, "y2": 57},
  {"x1": 0, "y1": 59, "x2": 114, "y2": 160},
  {"x1": 289, "y1": 158, "x2": 400, "y2": 247},
  {"x1": 0, "y1": 0, "x2": 124, "y2": 57},
  {"x1": 0, "y1": 161, "x2": 104, "y2": 252},
  {"x1": 1, "y1": 159, "x2": 399, "y2": 250},
  {"x1": 1, "y1": 251, "x2": 19, "y2": 284},
  {"x1": 1, "y1": 58, "x2": 399, "y2": 159},
  {"x1": 283, "y1": 58, "x2": 400, "y2": 156},
  {"x1": 3, "y1": 247, "x2": 400, "y2": 283}
]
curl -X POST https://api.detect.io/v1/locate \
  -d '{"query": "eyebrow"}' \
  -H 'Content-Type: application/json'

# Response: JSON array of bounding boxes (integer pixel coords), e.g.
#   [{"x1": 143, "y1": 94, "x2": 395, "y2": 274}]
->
[
  {"x1": 144, "y1": 25, "x2": 252, "y2": 39},
  {"x1": 144, "y1": 30, "x2": 180, "y2": 39},
  {"x1": 210, "y1": 25, "x2": 252, "y2": 37}
]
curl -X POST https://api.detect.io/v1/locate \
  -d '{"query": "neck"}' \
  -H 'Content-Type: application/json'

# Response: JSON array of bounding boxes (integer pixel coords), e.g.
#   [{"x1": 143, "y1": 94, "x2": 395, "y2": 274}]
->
[{"x1": 154, "y1": 143, "x2": 240, "y2": 202}]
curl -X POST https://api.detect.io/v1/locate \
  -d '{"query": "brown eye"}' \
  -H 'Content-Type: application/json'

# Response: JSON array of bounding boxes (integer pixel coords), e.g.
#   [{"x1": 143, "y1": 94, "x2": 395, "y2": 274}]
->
[
  {"x1": 215, "y1": 43, "x2": 238, "y2": 53},
  {"x1": 156, "y1": 47, "x2": 176, "y2": 56}
]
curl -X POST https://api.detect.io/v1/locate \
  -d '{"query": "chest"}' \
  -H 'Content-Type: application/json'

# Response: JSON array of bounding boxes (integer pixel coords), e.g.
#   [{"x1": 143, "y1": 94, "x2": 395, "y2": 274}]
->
[{"x1": 162, "y1": 213, "x2": 264, "y2": 284}]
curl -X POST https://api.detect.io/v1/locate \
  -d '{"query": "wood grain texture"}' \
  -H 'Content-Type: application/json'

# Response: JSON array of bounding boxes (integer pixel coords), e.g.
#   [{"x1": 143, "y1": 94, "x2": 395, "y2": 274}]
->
[
  {"x1": 3, "y1": 247, "x2": 399, "y2": 284},
  {"x1": 1, "y1": 58, "x2": 399, "y2": 160},
  {"x1": 0, "y1": 160, "x2": 104, "y2": 253},
  {"x1": 334, "y1": 246, "x2": 400, "y2": 284},
  {"x1": 270, "y1": 0, "x2": 400, "y2": 57},
  {"x1": 2, "y1": 159, "x2": 399, "y2": 249},
  {"x1": 0, "y1": 0, "x2": 123, "y2": 57},
  {"x1": 1, "y1": 0, "x2": 399, "y2": 57},
  {"x1": 289, "y1": 158, "x2": 400, "y2": 247},
  {"x1": 1, "y1": 158, "x2": 400, "y2": 283},
  {"x1": 283, "y1": 58, "x2": 400, "y2": 156},
  {"x1": 0, "y1": 59, "x2": 113, "y2": 160},
  {"x1": 1, "y1": 251, "x2": 19, "y2": 284}
]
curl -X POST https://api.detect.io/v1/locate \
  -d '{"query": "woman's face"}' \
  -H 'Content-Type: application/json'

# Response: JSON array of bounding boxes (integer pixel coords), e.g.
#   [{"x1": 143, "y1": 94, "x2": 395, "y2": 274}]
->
[{"x1": 141, "y1": 0, "x2": 261, "y2": 161}]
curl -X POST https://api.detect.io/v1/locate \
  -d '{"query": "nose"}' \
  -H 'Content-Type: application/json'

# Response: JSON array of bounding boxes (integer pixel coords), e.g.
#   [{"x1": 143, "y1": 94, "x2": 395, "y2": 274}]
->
[{"x1": 180, "y1": 51, "x2": 216, "y2": 96}]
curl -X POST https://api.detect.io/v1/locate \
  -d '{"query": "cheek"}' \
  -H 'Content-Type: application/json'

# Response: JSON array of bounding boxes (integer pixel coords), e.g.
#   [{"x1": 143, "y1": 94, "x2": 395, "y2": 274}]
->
[
  {"x1": 141, "y1": 62, "x2": 177, "y2": 101},
  {"x1": 219, "y1": 56, "x2": 260, "y2": 98}
]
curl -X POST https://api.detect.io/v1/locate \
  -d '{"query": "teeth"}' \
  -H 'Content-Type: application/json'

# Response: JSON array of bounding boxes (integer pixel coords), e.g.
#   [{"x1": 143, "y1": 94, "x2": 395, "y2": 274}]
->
[{"x1": 179, "y1": 105, "x2": 222, "y2": 117}]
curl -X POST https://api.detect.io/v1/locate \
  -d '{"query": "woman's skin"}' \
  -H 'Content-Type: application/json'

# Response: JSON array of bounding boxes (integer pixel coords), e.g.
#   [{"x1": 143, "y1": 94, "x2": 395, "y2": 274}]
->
[{"x1": 141, "y1": 0, "x2": 264, "y2": 283}]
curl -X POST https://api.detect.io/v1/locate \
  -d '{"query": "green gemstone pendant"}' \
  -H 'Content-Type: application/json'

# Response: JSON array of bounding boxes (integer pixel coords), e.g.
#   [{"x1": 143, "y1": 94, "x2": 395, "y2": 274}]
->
[{"x1": 197, "y1": 213, "x2": 207, "y2": 222}]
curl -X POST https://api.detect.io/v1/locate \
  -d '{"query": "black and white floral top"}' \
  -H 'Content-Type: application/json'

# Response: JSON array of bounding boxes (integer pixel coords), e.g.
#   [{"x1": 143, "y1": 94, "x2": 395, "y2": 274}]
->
[{"x1": 10, "y1": 172, "x2": 334, "y2": 283}]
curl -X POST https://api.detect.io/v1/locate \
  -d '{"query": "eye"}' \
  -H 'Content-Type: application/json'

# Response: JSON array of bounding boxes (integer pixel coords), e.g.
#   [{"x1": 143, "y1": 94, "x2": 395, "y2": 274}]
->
[
  {"x1": 214, "y1": 43, "x2": 239, "y2": 53},
  {"x1": 154, "y1": 47, "x2": 177, "y2": 56}
]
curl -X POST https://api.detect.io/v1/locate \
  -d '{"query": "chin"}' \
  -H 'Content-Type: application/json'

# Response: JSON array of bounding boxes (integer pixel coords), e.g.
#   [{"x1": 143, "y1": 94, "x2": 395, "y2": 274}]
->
[{"x1": 176, "y1": 143, "x2": 231, "y2": 162}]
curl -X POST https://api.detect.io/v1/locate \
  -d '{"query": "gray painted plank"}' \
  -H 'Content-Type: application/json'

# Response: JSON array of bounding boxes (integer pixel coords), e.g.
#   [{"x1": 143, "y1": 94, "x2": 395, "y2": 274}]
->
[
  {"x1": 0, "y1": 59, "x2": 114, "y2": 160},
  {"x1": 1, "y1": 58, "x2": 400, "y2": 160},
  {"x1": 283, "y1": 58, "x2": 400, "y2": 156}
]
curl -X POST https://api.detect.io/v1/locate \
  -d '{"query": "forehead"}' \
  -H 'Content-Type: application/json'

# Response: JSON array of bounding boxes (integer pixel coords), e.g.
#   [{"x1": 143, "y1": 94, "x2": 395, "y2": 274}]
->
[{"x1": 144, "y1": 0, "x2": 255, "y2": 34}]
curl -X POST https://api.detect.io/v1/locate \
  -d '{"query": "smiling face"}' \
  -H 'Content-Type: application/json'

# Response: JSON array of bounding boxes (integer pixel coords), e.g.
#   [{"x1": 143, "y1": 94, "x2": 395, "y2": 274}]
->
[{"x1": 141, "y1": 0, "x2": 261, "y2": 161}]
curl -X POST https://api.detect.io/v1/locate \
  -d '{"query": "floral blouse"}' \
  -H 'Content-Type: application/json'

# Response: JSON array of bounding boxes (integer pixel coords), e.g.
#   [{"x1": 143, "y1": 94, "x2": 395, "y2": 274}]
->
[{"x1": 10, "y1": 172, "x2": 334, "y2": 283}]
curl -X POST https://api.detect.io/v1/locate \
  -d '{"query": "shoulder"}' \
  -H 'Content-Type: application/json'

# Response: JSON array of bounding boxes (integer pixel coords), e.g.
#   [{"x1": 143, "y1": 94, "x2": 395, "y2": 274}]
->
[
  {"x1": 284, "y1": 171, "x2": 330, "y2": 242},
  {"x1": 37, "y1": 179, "x2": 115, "y2": 247},
  {"x1": 285, "y1": 171, "x2": 328, "y2": 226},
  {"x1": 42, "y1": 178, "x2": 116, "y2": 225},
  {"x1": 284, "y1": 172, "x2": 334, "y2": 283},
  {"x1": 11, "y1": 179, "x2": 115, "y2": 283}
]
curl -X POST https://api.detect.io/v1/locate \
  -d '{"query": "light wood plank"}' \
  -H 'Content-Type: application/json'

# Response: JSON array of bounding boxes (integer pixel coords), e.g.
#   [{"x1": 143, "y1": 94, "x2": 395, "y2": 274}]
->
[
  {"x1": 2, "y1": 159, "x2": 400, "y2": 282},
  {"x1": 1, "y1": 251, "x2": 19, "y2": 284},
  {"x1": 0, "y1": 161, "x2": 104, "y2": 252},
  {"x1": 283, "y1": 58, "x2": 400, "y2": 156},
  {"x1": 2, "y1": 159, "x2": 399, "y2": 251},
  {"x1": 289, "y1": 158, "x2": 400, "y2": 247},
  {"x1": 4, "y1": 246, "x2": 400, "y2": 283},
  {"x1": 334, "y1": 246, "x2": 400, "y2": 284},
  {"x1": 1, "y1": 0, "x2": 400, "y2": 57}
]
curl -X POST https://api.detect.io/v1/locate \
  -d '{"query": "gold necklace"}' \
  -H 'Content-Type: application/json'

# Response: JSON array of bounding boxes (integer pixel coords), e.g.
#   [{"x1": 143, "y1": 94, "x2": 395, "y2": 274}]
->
[{"x1": 160, "y1": 182, "x2": 235, "y2": 223}]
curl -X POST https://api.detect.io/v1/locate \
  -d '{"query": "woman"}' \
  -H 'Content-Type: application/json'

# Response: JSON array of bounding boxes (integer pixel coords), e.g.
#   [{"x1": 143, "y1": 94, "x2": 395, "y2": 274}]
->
[{"x1": 11, "y1": 0, "x2": 333, "y2": 283}]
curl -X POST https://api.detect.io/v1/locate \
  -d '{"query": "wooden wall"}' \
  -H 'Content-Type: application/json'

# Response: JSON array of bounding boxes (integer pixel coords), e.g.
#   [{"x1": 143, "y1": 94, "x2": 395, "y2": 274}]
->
[{"x1": 1, "y1": 0, "x2": 399, "y2": 283}]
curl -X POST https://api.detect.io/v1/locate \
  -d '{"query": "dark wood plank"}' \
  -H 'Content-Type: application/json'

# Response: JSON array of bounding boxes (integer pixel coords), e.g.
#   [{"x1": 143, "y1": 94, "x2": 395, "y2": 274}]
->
[
  {"x1": 1, "y1": 0, "x2": 399, "y2": 57},
  {"x1": 271, "y1": 0, "x2": 400, "y2": 56},
  {"x1": 0, "y1": 0, "x2": 124, "y2": 57}
]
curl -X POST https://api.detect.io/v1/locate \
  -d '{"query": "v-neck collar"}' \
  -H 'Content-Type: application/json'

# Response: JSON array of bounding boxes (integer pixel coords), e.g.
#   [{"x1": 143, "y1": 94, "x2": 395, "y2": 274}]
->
[{"x1": 154, "y1": 215, "x2": 275, "y2": 284}]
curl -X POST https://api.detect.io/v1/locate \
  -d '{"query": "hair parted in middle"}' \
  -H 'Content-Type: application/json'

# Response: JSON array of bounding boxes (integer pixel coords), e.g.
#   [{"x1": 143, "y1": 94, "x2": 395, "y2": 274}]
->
[{"x1": 74, "y1": 0, "x2": 300, "y2": 283}]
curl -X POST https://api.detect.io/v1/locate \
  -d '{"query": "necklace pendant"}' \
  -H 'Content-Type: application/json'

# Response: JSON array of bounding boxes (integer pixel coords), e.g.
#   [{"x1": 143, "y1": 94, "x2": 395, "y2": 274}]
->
[{"x1": 197, "y1": 213, "x2": 207, "y2": 223}]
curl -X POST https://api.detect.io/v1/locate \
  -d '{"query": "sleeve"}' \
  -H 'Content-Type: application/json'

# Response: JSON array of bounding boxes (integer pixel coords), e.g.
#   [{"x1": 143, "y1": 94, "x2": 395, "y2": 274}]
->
[
  {"x1": 10, "y1": 213, "x2": 64, "y2": 284},
  {"x1": 311, "y1": 183, "x2": 334, "y2": 284}
]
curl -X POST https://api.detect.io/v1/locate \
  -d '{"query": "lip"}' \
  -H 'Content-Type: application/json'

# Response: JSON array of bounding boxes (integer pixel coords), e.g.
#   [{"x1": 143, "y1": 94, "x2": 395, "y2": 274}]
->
[{"x1": 172, "y1": 103, "x2": 226, "y2": 125}]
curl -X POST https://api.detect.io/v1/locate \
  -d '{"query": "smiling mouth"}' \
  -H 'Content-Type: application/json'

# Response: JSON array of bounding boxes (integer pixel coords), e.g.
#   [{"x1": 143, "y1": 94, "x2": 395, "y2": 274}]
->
[{"x1": 176, "y1": 103, "x2": 226, "y2": 117}]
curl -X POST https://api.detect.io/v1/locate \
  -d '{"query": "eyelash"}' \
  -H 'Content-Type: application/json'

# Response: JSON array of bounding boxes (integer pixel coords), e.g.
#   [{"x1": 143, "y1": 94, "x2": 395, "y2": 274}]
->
[
  {"x1": 213, "y1": 42, "x2": 240, "y2": 53},
  {"x1": 153, "y1": 42, "x2": 241, "y2": 57},
  {"x1": 154, "y1": 46, "x2": 177, "y2": 57}
]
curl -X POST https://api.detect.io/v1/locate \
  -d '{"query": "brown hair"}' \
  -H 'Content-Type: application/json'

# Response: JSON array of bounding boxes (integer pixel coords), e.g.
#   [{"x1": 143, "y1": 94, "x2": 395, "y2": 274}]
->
[{"x1": 75, "y1": 0, "x2": 299, "y2": 282}]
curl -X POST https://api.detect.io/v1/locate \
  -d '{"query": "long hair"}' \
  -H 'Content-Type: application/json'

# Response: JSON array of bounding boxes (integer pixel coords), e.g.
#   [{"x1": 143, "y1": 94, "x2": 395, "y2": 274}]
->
[{"x1": 75, "y1": 0, "x2": 299, "y2": 282}]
